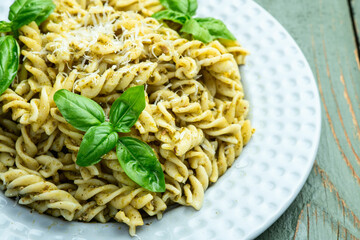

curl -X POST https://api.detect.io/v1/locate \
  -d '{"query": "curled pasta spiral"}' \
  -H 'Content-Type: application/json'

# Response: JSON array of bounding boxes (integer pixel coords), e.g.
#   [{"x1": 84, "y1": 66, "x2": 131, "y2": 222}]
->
[
  {"x1": 0, "y1": 125, "x2": 17, "y2": 174},
  {"x1": 73, "y1": 178, "x2": 166, "y2": 235},
  {"x1": 109, "y1": 0, "x2": 163, "y2": 17},
  {"x1": 0, "y1": 169, "x2": 81, "y2": 220}
]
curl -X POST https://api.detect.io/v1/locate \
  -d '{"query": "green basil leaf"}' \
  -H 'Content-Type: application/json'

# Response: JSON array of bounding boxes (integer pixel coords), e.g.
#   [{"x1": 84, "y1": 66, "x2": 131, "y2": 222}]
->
[
  {"x1": 152, "y1": 10, "x2": 189, "y2": 25},
  {"x1": 187, "y1": 0, "x2": 197, "y2": 16},
  {"x1": 109, "y1": 85, "x2": 146, "y2": 133},
  {"x1": 76, "y1": 122, "x2": 118, "y2": 167},
  {"x1": 195, "y1": 17, "x2": 236, "y2": 41},
  {"x1": 159, "y1": 0, "x2": 197, "y2": 16},
  {"x1": 0, "y1": 36, "x2": 20, "y2": 96},
  {"x1": 53, "y1": 89, "x2": 106, "y2": 132},
  {"x1": 116, "y1": 137, "x2": 165, "y2": 192},
  {"x1": 31, "y1": 2, "x2": 56, "y2": 25},
  {"x1": 9, "y1": 0, "x2": 55, "y2": 31},
  {"x1": 180, "y1": 18, "x2": 213, "y2": 43},
  {"x1": 0, "y1": 21, "x2": 13, "y2": 33}
]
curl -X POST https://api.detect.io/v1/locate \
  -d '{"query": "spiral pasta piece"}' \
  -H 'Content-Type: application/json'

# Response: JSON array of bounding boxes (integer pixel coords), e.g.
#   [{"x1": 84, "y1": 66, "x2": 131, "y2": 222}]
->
[{"x1": 0, "y1": 169, "x2": 81, "y2": 220}]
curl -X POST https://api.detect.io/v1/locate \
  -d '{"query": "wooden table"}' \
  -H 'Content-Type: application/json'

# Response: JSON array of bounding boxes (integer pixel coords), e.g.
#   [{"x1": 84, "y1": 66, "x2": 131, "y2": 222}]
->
[{"x1": 254, "y1": 0, "x2": 360, "y2": 239}]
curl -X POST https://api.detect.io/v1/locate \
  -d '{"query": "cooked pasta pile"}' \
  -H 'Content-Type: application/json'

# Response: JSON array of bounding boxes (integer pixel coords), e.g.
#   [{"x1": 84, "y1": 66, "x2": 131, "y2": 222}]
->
[{"x1": 0, "y1": 0, "x2": 252, "y2": 235}]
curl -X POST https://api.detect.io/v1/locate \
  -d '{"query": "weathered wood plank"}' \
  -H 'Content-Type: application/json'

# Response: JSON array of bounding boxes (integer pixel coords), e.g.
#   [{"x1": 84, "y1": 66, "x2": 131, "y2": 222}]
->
[
  {"x1": 254, "y1": 0, "x2": 360, "y2": 239},
  {"x1": 350, "y1": 0, "x2": 360, "y2": 51}
]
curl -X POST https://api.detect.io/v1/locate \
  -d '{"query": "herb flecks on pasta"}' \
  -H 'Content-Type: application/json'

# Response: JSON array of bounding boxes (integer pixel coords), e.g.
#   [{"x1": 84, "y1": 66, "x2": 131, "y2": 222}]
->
[{"x1": 0, "y1": 0, "x2": 252, "y2": 236}]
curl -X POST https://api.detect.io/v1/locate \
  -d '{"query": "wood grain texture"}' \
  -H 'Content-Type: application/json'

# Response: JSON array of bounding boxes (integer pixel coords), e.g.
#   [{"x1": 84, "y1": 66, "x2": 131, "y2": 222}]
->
[{"x1": 254, "y1": 0, "x2": 360, "y2": 239}]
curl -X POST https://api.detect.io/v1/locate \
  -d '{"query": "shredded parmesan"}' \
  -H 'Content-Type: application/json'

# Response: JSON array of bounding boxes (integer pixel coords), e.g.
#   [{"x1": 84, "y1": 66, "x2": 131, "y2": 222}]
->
[
  {"x1": 153, "y1": 83, "x2": 172, "y2": 105},
  {"x1": 179, "y1": 130, "x2": 186, "y2": 140},
  {"x1": 153, "y1": 93, "x2": 162, "y2": 105}
]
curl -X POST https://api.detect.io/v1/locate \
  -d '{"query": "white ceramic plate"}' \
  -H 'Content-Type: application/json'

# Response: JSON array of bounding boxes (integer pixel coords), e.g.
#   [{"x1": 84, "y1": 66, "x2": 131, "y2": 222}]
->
[{"x1": 0, "y1": 0, "x2": 321, "y2": 239}]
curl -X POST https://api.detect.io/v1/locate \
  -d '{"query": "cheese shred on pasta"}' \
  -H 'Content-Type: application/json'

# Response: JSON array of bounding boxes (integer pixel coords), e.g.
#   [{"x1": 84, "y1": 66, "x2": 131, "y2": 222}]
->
[{"x1": 0, "y1": 0, "x2": 253, "y2": 235}]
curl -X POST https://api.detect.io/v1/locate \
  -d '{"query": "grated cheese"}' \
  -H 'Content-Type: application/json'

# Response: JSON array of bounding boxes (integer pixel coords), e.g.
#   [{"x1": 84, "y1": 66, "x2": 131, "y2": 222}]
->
[
  {"x1": 179, "y1": 130, "x2": 186, "y2": 140},
  {"x1": 153, "y1": 93, "x2": 163, "y2": 105}
]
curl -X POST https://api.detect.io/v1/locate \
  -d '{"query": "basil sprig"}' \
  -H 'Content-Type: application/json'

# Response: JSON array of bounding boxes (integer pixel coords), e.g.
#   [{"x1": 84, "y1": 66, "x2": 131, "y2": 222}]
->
[
  {"x1": 8, "y1": 0, "x2": 56, "y2": 32},
  {"x1": 152, "y1": 10, "x2": 189, "y2": 25},
  {"x1": 152, "y1": 0, "x2": 236, "y2": 43},
  {"x1": 53, "y1": 89, "x2": 106, "y2": 131},
  {"x1": 110, "y1": 84, "x2": 146, "y2": 133},
  {"x1": 159, "y1": 0, "x2": 197, "y2": 16},
  {"x1": 0, "y1": 36, "x2": 20, "y2": 94},
  {"x1": 0, "y1": 22, "x2": 13, "y2": 33},
  {"x1": 54, "y1": 86, "x2": 166, "y2": 193},
  {"x1": 77, "y1": 122, "x2": 119, "y2": 167},
  {"x1": 117, "y1": 137, "x2": 165, "y2": 192},
  {"x1": 0, "y1": 0, "x2": 55, "y2": 96}
]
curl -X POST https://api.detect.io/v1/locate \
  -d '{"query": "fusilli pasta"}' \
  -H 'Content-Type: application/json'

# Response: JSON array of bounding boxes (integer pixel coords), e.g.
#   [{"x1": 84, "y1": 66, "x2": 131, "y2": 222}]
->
[{"x1": 0, "y1": 0, "x2": 253, "y2": 235}]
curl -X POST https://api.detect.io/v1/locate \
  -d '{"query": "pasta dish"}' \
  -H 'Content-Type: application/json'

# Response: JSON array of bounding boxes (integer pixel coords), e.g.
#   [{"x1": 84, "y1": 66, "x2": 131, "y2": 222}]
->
[{"x1": 0, "y1": 0, "x2": 253, "y2": 235}]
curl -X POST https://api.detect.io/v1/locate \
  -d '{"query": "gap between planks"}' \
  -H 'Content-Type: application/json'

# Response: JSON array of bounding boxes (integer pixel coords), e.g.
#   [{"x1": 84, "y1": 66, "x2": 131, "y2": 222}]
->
[{"x1": 348, "y1": 0, "x2": 360, "y2": 64}]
